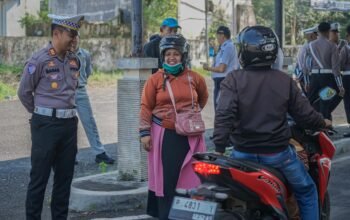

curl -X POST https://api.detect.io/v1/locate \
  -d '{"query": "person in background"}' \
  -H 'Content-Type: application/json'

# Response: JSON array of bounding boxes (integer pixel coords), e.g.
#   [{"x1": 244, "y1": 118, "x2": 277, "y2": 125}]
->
[
  {"x1": 71, "y1": 35, "x2": 115, "y2": 164},
  {"x1": 143, "y1": 17, "x2": 180, "y2": 74},
  {"x1": 213, "y1": 25, "x2": 332, "y2": 220},
  {"x1": 140, "y1": 34, "x2": 208, "y2": 220},
  {"x1": 202, "y1": 25, "x2": 239, "y2": 111},
  {"x1": 339, "y1": 25, "x2": 350, "y2": 137},
  {"x1": 17, "y1": 14, "x2": 84, "y2": 220},
  {"x1": 330, "y1": 22, "x2": 347, "y2": 52},
  {"x1": 304, "y1": 22, "x2": 344, "y2": 120},
  {"x1": 294, "y1": 25, "x2": 318, "y2": 93}
]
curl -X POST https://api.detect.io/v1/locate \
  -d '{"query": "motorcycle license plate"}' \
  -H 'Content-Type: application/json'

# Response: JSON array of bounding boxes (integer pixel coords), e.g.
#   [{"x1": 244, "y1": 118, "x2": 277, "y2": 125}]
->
[{"x1": 169, "y1": 196, "x2": 217, "y2": 220}]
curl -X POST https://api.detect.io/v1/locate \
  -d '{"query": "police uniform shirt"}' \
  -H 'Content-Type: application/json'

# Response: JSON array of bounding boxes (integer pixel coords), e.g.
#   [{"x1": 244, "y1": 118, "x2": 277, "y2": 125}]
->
[
  {"x1": 340, "y1": 44, "x2": 350, "y2": 71},
  {"x1": 212, "y1": 39, "x2": 240, "y2": 78},
  {"x1": 18, "y1": 43, "x2": 81, "y2": 113},
  {"x1": 307, "y1": 35, "x2": 341, "y2": 77},
  {"x1": 76, "y1": 48, "x2": 92, "y2": 87}
]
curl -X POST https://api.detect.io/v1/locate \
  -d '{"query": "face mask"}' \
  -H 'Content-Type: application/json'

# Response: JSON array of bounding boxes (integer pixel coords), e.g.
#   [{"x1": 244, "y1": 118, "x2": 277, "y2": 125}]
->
[{"x1": 163, "y1": 63, "x2": 184, "y2": 75}]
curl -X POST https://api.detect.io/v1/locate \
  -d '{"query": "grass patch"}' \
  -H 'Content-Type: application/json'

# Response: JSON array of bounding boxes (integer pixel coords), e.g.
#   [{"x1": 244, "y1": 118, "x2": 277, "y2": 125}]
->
[
  {"x1": 0, "y1": 82, "x2": 17, "y2": 101},
  {"x1": 88, "y1": 69, "x2": 123, "y2": 87},
  {"x1": 0, "y1": 64, "x2": 23, "y2": 75},
  {"x1": 191, "y1": 66, "x2": 210, "y2": 77}
]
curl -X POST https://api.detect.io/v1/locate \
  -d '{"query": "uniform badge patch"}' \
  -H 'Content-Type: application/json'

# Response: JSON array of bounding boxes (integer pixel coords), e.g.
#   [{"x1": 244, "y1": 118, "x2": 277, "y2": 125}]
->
[
  {"x1": 48, "y1": 61, "x2": 56, "y2": 67},
  {"x1": 27, "y1": 64, "x2": 36, "y2": 75},
  {"x1": 51, "y1": 82, "x2": 58, "y2": 89},
  {"x1": 49, "y1": 48, "x2": 56, "y2": 56},
  {"x1": 69, "y1": 59, "x2": 78, "y2": 67}
]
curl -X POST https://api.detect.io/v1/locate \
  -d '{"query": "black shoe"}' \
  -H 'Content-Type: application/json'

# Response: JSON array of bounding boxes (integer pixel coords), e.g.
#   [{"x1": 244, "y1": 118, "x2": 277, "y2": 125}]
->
[
  {"x1": 95, "y1": 152, "x2": 115, "y2": 164},
  {"x1": 344, "y1": 132, "x2": 350, "y2": 138}
]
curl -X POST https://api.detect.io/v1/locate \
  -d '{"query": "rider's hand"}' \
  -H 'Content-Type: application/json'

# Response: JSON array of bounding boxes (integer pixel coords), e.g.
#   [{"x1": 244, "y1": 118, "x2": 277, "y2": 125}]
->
[
  {"x1": 324, "y1": 119, "x2": 332, "y2": 128},
  {"x1": 141, "y1": 136, "x2": 151, "y2": 152},
  {"x1": 339, "y1": 87, "x2": 345, "y2": 97}
]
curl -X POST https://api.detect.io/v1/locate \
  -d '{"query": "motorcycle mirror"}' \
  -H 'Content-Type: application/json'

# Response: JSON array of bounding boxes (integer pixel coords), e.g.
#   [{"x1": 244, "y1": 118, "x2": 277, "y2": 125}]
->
[{"x1": 319, "y1": 87, "x2": 337, "y2": 101}]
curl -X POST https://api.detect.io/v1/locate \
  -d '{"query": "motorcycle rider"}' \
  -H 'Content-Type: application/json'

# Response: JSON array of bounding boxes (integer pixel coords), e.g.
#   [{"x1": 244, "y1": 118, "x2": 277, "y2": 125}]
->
[{"x1": 212, "y1": 26, "x2": 332, "y2": 220}]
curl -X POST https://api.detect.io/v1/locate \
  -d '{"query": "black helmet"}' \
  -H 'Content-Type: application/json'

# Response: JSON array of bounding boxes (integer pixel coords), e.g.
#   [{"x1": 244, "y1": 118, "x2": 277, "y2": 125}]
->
[
  {"x1": 236, "y1": 26, "x2": 279, "y2": 68},
  {"x1": 159, "y1": 34, "x2": 189, "y2": 67}
]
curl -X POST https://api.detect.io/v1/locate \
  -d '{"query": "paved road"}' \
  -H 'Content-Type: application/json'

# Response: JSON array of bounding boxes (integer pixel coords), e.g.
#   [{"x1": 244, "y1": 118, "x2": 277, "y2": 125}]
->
[{"x1": 0, "y1": 79, "x2": 350, "y2": 219}]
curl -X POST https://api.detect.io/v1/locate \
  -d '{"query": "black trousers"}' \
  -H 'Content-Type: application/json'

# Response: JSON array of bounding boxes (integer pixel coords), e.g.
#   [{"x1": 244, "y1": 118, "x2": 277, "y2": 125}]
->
[
  {"x1": 26, "y1": 114, "x2": 78, "y2": 220},
  {"x1": 147, "y1": 129, "x2": 190, "y2": 220},
  {"x1": 308, "y1": 74, "x2": 341, "y2": 120},
  {"x1": 343, "y1": 75, "x2": 350, "y2": 124}
]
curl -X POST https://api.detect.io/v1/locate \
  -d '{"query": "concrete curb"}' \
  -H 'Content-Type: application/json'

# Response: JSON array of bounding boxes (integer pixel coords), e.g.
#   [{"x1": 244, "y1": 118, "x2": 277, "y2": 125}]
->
[{"x1": 69, "y1": 171, "x2": 148, "y2": 212}]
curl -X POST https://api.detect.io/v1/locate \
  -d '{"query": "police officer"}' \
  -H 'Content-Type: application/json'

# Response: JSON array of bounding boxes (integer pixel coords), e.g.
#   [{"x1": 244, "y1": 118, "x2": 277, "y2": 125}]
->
[
  {"x1": 340, "y1": 25, "x2": 350, "y2": 137},
  {"x1": 294, "y1": 25, "x2": 318, "y2": 93},
  {"x1": 305, "y1": 22, "x2": 344, "y2": 120},
  {"x1": 330, "y1": 22, "x2": 347, "y2": 52},
  {"x1": 202, "y1": 25, "x2": 240, "y2": 111},
  {"x1": 18, "y1": 14, "x2": 84, "y2": 220}
]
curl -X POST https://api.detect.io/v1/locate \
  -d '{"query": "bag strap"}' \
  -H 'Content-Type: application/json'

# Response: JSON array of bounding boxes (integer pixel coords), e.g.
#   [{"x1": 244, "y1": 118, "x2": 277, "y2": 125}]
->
[
  {"x1": 166, "y1": 79, "x2": 178, "y2": 116},
  {"x1": 309, "y1": 42, "x2": 324, "y2": 69},
  {"x1": 166, "y1": 72, "x2": 195, "y2": 115}
]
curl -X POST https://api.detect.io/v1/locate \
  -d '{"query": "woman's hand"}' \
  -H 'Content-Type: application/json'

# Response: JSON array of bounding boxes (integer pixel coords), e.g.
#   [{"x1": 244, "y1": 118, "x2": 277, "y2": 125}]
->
[{"x1": 141, "y1": 136, "x2": 152, "y2": 152}]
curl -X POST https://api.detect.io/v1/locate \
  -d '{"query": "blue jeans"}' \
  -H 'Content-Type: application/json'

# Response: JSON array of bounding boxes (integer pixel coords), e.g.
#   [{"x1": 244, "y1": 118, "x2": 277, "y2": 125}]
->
[
  {"x1": 231, "y1": 146, "x2": 319, "y2": 220},
  {"x1": 76, "y1": 87, "x2": 105, "y2": 155}
]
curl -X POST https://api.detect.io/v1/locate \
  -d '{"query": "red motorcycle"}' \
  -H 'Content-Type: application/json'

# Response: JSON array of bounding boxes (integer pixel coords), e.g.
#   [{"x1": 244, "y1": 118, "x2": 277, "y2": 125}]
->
[{"x1": 169, "y1": 128, "x2": 335, "y2": 220}]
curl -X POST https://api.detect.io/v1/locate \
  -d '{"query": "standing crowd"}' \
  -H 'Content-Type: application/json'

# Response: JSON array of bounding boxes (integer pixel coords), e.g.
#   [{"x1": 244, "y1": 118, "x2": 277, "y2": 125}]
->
[{"x1": 16, "y1": 12, "x2": 348, "y2": 220}]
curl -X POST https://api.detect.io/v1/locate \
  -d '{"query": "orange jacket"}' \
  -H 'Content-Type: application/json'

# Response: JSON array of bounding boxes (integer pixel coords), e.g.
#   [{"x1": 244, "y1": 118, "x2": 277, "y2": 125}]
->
[{"x1": 139, "y1": 68, "x2": 208, "y2": 136}]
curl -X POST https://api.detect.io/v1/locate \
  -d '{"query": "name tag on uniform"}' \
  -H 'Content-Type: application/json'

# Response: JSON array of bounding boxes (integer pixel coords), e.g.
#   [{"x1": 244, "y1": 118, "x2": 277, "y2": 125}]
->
[{"x1": 46, "y1": 68, "x2": 59, "y2": 74}]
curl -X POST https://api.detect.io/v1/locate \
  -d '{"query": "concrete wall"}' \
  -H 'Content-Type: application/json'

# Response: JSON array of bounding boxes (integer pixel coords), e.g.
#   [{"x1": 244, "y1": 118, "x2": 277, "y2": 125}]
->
[
  {"x1": 0, "y1": 37, "x2": 131, "y2": 71},
  {"x1": 0, "y1": 0, "x2": 40, "y2": 36}
]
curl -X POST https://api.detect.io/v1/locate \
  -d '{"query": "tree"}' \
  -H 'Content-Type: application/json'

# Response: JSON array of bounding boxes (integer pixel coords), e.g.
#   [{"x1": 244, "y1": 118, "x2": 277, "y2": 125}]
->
[
  {"x1": 143, "y1": 0, "x2": 178, "y2": 36},
  {"x1": 252, "y1": 0, "x2": 350, "y2": 45}
]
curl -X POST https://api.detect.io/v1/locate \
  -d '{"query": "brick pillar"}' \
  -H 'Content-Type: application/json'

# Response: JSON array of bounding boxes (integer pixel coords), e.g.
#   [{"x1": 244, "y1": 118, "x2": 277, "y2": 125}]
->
[{"x1": 116, "y1": 58, "x2": 157, "y2": 181}]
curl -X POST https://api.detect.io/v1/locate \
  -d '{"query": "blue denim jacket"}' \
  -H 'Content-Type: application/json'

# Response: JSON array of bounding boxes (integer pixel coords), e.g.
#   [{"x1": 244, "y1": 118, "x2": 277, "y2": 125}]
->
[{"x1": 76, "y1": 48, "x2": 92, "y2": 87}]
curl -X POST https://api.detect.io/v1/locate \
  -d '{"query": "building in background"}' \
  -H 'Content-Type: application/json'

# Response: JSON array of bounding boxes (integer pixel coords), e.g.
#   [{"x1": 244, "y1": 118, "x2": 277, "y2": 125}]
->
[{"x1": 0, "y1": 0, "x2": 40, "y2": 36}]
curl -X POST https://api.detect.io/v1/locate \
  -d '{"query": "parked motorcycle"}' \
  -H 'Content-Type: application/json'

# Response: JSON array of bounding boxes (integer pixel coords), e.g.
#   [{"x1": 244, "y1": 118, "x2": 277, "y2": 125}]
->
[{"x1": 169, "y1": 127, "x2": 336, "y2": 220}]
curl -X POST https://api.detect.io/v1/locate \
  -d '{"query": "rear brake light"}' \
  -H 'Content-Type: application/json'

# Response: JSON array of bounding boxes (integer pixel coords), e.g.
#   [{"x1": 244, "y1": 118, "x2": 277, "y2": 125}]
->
[{"x1": 193, "y1": 162, "x2": 221, "y2": 175}]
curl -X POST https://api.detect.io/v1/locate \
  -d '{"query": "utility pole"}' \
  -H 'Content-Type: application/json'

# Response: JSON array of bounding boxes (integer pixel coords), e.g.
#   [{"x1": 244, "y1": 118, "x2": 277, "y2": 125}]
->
[
  {"x1": 131, "y1": 0, "x2": 143, "y2": 57},
  {"x1": 205, "y1": 0, "x2": 209, "y2": 64},
  {"x1": 274, "y1": 0, "x2": 283, "y2": 46}
]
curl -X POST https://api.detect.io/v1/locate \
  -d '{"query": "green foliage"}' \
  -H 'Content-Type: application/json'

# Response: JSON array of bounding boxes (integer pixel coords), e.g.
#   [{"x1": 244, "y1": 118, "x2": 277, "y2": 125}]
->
[
  {"x1": 0, "y1": 82, "x2": 16, "y2": 101},
  {"x1": 192, "y1": 67, "x2": 210, "y2": 77},
  {"x1": 88, "y1": 69, "x2": 123, "y2": 86},
  {"x1": 98, "y1": 162, "x2": 108, "y2": 173},
  {"x1": 18, "y1": 0, "x2": 50, "y2": 33},
  {"x1": 208, "y1": 8, "x2": 230, "y2": 39},
  {"x1": 252, "y1": 0, "x2": 350, "y2": 45},
  {"x1": 0, "y1": 64, "x2": 22, "y2": 75},
  {"x1": 143, "y1": 0, "x2": 178, "y2": 35}
]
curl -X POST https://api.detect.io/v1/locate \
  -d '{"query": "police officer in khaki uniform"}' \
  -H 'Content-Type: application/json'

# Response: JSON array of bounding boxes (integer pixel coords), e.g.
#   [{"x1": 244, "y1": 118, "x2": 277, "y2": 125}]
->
[
  {"x1": 340, "y1": 25, "x2": 350, "y2": 137},
  {"x1": 304, "y1": 22, "x2": 345, "y2": 120},
  {"x1": 18, "y1": 14, "x2": 84, "y2": 220}
]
